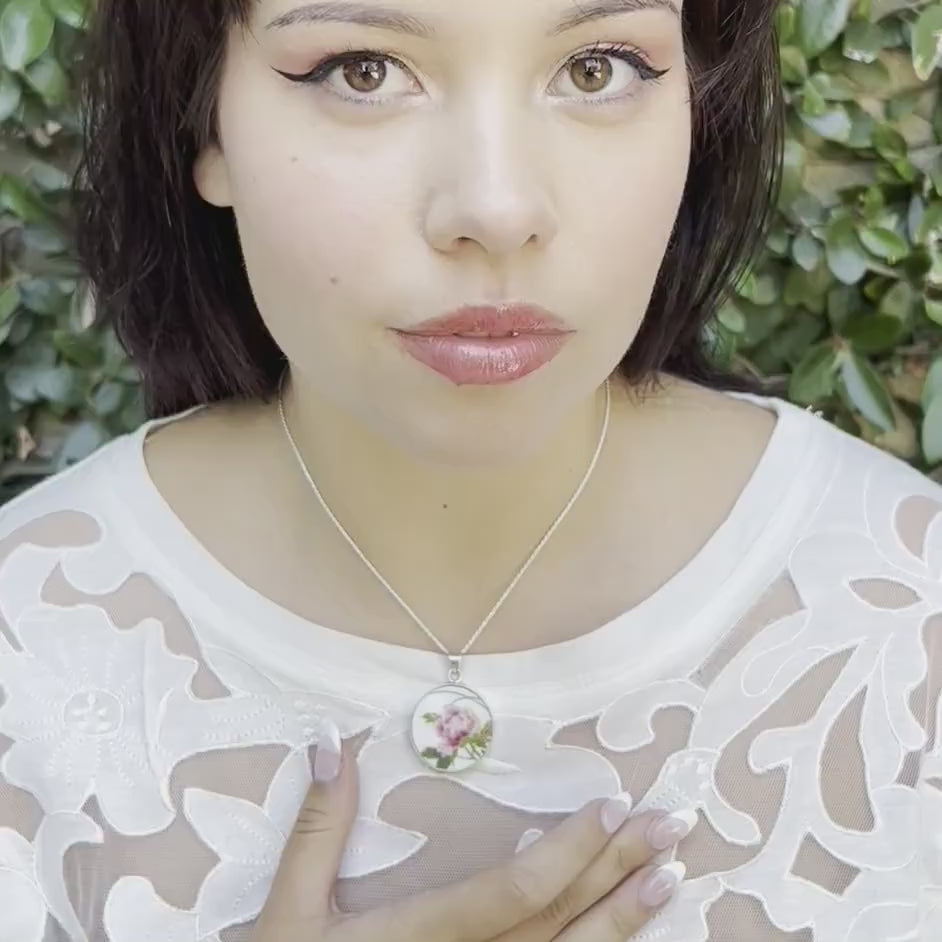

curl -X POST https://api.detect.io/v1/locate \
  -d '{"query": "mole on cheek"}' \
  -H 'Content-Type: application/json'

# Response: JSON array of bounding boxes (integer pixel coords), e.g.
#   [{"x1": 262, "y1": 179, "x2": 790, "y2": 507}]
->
[{"x1": 329, "y1": 275, "x2": 340, "y2": 286}]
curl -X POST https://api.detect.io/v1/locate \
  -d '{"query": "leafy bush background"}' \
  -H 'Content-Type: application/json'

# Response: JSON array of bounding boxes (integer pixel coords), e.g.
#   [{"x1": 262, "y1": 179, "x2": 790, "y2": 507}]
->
[{"x1": 0, "y1": 0, "x2": 941, "y2": 504}]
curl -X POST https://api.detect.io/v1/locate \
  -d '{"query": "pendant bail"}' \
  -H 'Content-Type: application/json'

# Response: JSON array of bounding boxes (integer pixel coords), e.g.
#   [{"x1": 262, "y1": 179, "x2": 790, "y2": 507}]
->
[{"x1": 447, "y1": 656, "x2": 463, "y2": 684}]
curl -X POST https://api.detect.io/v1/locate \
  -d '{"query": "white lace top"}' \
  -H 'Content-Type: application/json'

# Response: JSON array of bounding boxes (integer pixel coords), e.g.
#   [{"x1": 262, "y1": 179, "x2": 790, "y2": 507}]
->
[{"x1": 1, "y1": 391, "x2": 941, "y2": 942}]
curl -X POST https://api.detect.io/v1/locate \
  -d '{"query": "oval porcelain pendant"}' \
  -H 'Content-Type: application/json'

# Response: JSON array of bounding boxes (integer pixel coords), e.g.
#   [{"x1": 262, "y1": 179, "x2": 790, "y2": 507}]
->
[{"x1": 410, "y1": 683, "x2": 494, "y2": 774}]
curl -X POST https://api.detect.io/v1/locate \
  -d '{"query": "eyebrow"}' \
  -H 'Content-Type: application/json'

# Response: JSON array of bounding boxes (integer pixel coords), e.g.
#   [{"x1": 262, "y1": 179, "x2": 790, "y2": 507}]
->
[
  {"x1": 265, "y1": 0, "x2": 680, "y2": 37},
  {"x1": 266, "y1": 2, "x2": 432, "y2": 36},
  {"x1": 550, "y1": 0, "x2": 680, "y2": 34}
]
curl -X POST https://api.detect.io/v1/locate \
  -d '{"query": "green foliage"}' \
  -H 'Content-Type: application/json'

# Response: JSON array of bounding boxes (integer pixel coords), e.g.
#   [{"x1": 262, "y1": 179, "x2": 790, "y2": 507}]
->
[
  {"x1": 1, "y1": 0, "x2": 942, "y2": 504},
  {"x1": 0, "y1": 0, "x2": 143, "y2": 503},
  {"x1": 714, "y1": 0, "x2": 942, "y2": 473}
]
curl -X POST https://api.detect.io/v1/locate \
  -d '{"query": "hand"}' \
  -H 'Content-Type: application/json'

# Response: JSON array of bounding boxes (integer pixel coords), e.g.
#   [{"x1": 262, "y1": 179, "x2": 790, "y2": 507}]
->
[{"x1": 250, "y1": 726, "x2": 693, "y2": 942}]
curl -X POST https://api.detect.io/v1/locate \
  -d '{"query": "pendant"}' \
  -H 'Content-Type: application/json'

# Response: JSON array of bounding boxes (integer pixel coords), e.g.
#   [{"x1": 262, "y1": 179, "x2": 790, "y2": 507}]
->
[{"x1": 410, "y1": 658, "x2": 494, "y2": 773}]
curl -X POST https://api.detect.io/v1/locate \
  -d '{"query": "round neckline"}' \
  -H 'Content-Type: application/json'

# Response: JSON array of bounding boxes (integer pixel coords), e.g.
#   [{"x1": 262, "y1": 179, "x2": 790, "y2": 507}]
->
[{"x1": 103, "y1": 391, "x2": 829, "y2": 711}]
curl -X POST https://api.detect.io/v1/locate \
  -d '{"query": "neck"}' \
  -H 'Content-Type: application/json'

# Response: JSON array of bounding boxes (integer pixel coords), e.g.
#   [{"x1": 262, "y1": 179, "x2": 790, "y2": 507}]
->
[{"x1": 278, "y1": 373, "x2": 632, "y2": 611}]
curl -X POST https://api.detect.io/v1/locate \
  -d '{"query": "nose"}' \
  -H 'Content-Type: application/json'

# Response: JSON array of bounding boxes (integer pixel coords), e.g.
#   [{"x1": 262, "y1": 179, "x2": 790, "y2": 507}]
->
[{"x1": 423, "y1": 107, "x2": 558, "y2": 258}]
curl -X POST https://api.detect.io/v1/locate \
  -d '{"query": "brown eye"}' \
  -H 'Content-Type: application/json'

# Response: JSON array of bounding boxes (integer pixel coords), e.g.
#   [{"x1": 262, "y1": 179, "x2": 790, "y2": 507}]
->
[
  {"x1": 343, "y1": 58, "x2": 387, "y2": 93},
  {"x1": 569, "y1": 55, "x2": 614, "y2": 94}
]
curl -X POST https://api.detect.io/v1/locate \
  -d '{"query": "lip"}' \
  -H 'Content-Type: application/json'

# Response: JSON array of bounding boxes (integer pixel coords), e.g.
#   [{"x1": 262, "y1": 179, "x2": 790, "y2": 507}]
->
[{"x1": 393, "y1": 304, "x2": 573, "y2": 386}]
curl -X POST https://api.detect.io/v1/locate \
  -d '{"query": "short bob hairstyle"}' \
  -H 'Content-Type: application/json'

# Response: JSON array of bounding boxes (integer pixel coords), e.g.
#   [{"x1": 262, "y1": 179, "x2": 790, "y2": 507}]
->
[{"x1": 73, "y1": 0, "x2": 784, "y2": 417}]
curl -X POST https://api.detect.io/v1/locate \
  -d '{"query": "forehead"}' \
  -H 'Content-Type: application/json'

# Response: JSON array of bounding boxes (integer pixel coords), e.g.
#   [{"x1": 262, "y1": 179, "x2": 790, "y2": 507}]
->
[{"x1": 253, "y1": 0, "x2": 682, "y2": 36}]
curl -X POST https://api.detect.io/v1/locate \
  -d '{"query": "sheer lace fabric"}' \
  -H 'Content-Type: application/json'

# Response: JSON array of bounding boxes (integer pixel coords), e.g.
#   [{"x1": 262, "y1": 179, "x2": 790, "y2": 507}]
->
[{"x1": 0, "y1": 393, "x2": 940, "y2": 941}]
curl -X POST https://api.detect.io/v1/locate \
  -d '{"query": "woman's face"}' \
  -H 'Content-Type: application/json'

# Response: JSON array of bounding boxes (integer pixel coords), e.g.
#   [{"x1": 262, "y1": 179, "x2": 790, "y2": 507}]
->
[{"x1": 196, "y1": 0, "x2": 691, "y2": 463}]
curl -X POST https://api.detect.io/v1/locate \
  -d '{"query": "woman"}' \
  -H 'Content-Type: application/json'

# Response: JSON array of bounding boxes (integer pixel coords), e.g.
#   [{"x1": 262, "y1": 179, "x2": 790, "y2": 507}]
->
[{"x1": 0, "y1": 0, "x2": 939, "y2": 939}]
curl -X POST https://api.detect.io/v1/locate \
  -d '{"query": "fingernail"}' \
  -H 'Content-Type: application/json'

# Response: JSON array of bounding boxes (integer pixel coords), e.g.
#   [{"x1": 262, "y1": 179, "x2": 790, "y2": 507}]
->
[
  {"x1": 647, "y1": 808, "x2": 699, "y2": 851},
  {"x1": 515, "y1": 828, "x2": 544, "y2": 853},
  {"x1": 600, "y1": 791, "x2": 633, "y2": 834},
  {"x1": 312, "y1": 717, "x2": 342, "y2": 783},
  {"x1": 640, "y1": 862, "x2": 686, "y2": 909}
]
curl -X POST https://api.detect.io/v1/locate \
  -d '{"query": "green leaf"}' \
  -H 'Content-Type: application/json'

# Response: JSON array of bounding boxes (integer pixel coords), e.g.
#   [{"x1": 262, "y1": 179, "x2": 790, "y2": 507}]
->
[
  {"x1": 420, "y1": 748, "x2": 440, "y2": 759},
  {"x1": 801, "y1": 77, "x2": 828, "y2": 116},
  {"x1": 921, "y1": 357, "x2": 942, "y2": 413},
  {"x1": 916, "y1": 202, "x2": 942, "y2": 245},
  {"x1": 52, "y1": 328, "x2": 101, "y2": 368},
  {"x1": 908, "y1": 196, "x2": 925, "y2": 243},
  {"x1": 0, "y1": 284, "x2": 19, "y2": 322},
  {"x1": 790, "y1": 193, "x2": 825, "y2": 228},
  {"x1": 843, "y1": 18, "x2": 885, "y2": 63},
  {"x1": 792, "y1": 231, "x2": 823, "y2": 271},
  {"x1": 779, "y1": 139, "x2": 807, "y2": 206},
  {"x1": 846, "y1": 106, "x2": 876, "y2": 149},
  {"x1": 776, "y1": 3, "x2": 797, "y2": 43},
  {"x1": 56, "y1": 420, "x2": 109, "y2": 470},
  {"x1": 798, "y1": 0, "x2": 853, "y2": 58},
  {"x1": 927, "y1": 297, "x2": 942, "y2": 327},
  {"x1": 738, "y1": 272, "x2": 779, "y2": 306},
  {"x1": 0, "y1": 0, "x2": 55, "y2": 71},
  {"x1": 0, "y1": 174, "x2": 48, "y2": 222},
  {"x1": 766, "y1": 225, "x2": 790, "y2": 256},
  {"x1": 828, "y1": 285, "x2": 859, "y2": 331},
  {"x1": 879, "y1": 281, "x2": 916, "y2": 322},
  {"x1": 826, "y1": 218, "x2": 869, "y2": 285},
  {"x1": 780, "y1": 46, "x2": 809, "y2": 83},
  {"x1": 843, "y1": 58, "x2": 891, "y2": 93},
  {"x1": 923, "y1": 396, "x2": 942, "y2": 464},
  {"x1": 24, "y1": 52, "x2": 67, "y2": 104},
  {"x1": 789, "y1": 342, "x2": 838, "y2": 404},
  {"x1": 801, "y1": 105, "x2": 852, "y2": 142},
  {"x1": 35, "y1": 363, "x2": 80, "y2": 405},
  {"x1": 807, "y1": 71, "x2": 856, "y2": 101},
  {"x1": 911, "y1": 4, "x2": 942, "y2": 81},
  {"x1": 0, "y1": 69, "x2": 22, "y2": 122},
  {"x1": 872, "y1": 125, "x2": 907, "y2": 162},
  {"x1": 843, "y1": 314, "x2": 904, "y2": 354},
  {"x1": 26, "y1": 160, "x2": 70, "y2": 192},
  {"x1": 839, "y1": 351, "x2": 895, "y2": 432},
  {"x1": 19, "y1": 277, "x2": 66, "y2": 315},
  {"x1": 858, "y1": 227, "x2": 909, "y2": 262},
  {"x1": 5, "y1": 364, "x2": 41, "y2": 403},
  {"x1": 45, "y1": 0, "x2": 86, "y2": 29},
  {"x1": 718, "y1": 302, "x2": 746, "y2": 333}
]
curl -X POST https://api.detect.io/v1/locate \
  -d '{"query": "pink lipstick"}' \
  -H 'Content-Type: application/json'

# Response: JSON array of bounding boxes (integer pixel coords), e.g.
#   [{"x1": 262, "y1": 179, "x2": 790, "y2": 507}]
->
[{"x1": 393, "y1": 304, "x2": 573, "y2": 385}]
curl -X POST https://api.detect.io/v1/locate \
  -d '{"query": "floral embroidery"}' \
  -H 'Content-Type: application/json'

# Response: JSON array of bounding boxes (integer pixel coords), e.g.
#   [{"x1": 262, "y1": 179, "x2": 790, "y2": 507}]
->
[
  {"x1": 0, "y1": 827, "x2": 47, "y2": 942},
  {"x1": 0, "y1": 604, "x2": 196, "y2": 835}
]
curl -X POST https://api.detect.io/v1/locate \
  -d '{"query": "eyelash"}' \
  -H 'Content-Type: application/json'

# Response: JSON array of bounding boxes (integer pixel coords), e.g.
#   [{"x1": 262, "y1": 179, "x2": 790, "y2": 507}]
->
[{"x1": 275, "y1": 42, "x2": 669, "y2": 105}]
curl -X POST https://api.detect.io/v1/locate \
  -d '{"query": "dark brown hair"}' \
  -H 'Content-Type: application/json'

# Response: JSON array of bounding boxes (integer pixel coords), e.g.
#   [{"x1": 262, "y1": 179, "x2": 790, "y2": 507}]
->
[{"x1": 73, "y1": 0, "x2": 783, "y2": 417}]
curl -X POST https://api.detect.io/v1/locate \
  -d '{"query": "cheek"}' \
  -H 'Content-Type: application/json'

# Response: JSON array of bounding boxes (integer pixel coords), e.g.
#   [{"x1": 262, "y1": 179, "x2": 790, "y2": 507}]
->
[
  {"x1": 230, "y1": 149, "x2": 405, "y2": 286},
  {"x1": 565, "y1": 103, "x2": 691, "y2": 298}
]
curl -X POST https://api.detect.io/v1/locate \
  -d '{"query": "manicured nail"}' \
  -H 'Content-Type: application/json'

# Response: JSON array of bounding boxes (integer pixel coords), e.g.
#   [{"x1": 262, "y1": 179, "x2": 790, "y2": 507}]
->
[
  {"x1": 647, "y1": 809, "x2": 699, "y2": 851},
  {"x1": 600, "y1": 791, "x2": 633, "y2": 834},
  {"x1": 515, "y1": 828, "x2": 544, "y2": 853},
  {"x1": 640, "y1": 862, "x2": 686, "y2": 909},
  {"x1": 312, "y1": 717, "x2": 342, "y2": 783}
]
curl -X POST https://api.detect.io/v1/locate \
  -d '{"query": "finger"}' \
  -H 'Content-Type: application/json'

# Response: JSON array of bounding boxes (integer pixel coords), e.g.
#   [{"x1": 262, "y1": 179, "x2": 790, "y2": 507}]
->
[
  {"x1": 555, "y1": 862, "x2": 687, "y2": 942},
  {"x1": 351, "y1": 792, "x2": 634, "y2": 942},
  {"x1": 255, "y1": 720, "x2": 357, "y2": 934},
  {"x1": 501, "y1": 808, "x2": 698, "y2": 941}
]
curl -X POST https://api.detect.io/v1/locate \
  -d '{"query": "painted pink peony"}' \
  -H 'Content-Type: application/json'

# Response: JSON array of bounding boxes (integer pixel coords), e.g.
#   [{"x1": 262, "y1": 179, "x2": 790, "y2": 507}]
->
[{"x1": 434, "y1": 704, "x2": 480, "y2": 755}]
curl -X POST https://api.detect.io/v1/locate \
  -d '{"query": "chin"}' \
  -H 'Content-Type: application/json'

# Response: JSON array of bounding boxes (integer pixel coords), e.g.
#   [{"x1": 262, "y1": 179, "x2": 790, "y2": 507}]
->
[{"x1": 372, "y1": 381, "x2": 571, "y2": 468}]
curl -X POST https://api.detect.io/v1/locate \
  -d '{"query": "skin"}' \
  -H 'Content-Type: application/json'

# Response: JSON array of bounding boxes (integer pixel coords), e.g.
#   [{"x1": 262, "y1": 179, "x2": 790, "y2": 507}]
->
[
  {"x1": 195, "y1": 0, "x2": 691, "y2": 467},
  {"x1": 147, "y1": 0, "x2": 776, "y2": 654}
]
